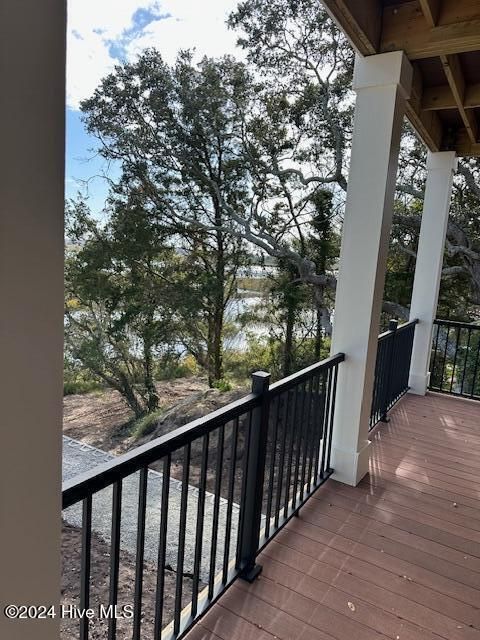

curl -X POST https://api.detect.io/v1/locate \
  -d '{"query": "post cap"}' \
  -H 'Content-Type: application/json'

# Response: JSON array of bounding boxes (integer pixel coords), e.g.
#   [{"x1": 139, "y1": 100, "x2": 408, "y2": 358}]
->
[{"x1": 251, "y1": 371, "x2": 270, "y2": 394}]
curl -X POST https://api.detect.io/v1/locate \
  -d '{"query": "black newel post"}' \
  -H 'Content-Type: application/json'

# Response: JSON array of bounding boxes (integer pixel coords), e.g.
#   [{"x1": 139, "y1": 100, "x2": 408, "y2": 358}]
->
[
  {"x1": 381, "y1": 319, "x2": 398, "y2": 422},
  {"x1": 238, "y1": 371, "x2": 270, "y2": 582}
]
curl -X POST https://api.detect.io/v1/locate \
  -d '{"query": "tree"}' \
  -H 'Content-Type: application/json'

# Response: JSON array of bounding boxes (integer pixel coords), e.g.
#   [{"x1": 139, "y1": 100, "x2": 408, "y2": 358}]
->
[
  {"x1": 81, "y1": 52, "x2": 250, "y2": 386},
  {"x1": 65, "y1": 197, "x2": 180, "y2": 417},
  {"x1": 231, "y1": 1, "x2": 480, "y2": 323}
]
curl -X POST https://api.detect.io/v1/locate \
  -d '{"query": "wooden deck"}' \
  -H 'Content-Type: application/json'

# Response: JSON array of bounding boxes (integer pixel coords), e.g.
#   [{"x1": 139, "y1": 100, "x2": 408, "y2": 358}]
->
[{"x1": 186, "y1": 393, "x2": 480, "y2": 640}]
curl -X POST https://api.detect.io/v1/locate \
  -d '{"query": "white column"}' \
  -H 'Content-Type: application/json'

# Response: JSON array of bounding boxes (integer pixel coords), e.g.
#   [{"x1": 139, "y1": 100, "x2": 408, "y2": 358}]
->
[
  {"x1": 0, "y1": 2, "x2": 65, "y2": 639},
  {"x1": 330, "y1": 51, "x2": 412, "y2": 486},
  {"x1": 408, "y1": 151, "x2": 458, "y2": 395}
]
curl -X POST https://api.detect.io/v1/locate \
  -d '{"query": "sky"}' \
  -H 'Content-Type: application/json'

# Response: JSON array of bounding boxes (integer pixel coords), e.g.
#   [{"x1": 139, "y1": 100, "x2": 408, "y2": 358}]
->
[{"x1": 66, "y1": 0, "x2": 242, "y2": 216}]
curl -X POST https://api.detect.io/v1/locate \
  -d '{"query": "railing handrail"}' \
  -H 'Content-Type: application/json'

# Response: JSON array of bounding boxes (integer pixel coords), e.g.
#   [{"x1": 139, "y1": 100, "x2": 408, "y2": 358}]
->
[
  {"x1": 434, "y1": 318, "x2": 480, "y2": 330},
  {"x1": 370, "y1": 318, "x2": 418, "y2": 428},
  {"x1": 63, "y1": 351, "x2": 345, "y2": 509},
  {"x1": 63, "y1": 392, "x2": 260, "y2": 509},
  {"x1": 378, "y1": 318, "x2": 418, "y2": 342},
  {"x1": 269, "y1": 352, "x2": 345, "y2": 395}
]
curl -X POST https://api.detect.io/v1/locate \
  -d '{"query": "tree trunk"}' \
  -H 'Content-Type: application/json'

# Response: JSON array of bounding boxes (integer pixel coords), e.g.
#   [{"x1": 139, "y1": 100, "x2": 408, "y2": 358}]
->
[
  {"x1": 283, "y1": 300, "x2": 295, "y2": 377},
  {"x1": 143, "y1": 331, "x2": 159, "y2": 413},
  {"x1": 117, "y1": 372, "x2": 146, "y2": 418},
  {"x1": 315, "y1": 305, "x2": 322, "y2": 360},
  {"x1": 207, "y1": 199, "x2": 226, "y2": 387}
]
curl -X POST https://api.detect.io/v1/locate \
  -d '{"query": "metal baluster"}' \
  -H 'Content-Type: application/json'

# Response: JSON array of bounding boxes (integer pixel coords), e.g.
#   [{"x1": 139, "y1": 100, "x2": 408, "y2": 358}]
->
[
  {"x1": 299, "y1": 376, "x2": 315, "y2": 502},
  {"x1": 326, "y1": 364, "x2": 340, "y2": 473},
  {"x1": 306, "y1": 374, "x2": 320, "y2": 493},
  {"x1": 173, "y1": 444, "x2": 191, "y2": 636},
  {"x1": 208, "y1": 425, "x2": 225, "y2": 600},
  {"x1": 191, "y1": 434, "x2": 209, "y2": 618},
  {"x1": 320, "y1": 368, "x2": 332, "y2": 479},
  {"x1": 222, "y1": 417, "x2": 239, "y2": 585},
  {"x1": 312, "y1": 371, "x2": 327, "y2": 483},
  {"x1": 449, "y1": 326, "x2": 462, "y2": 393},
  {"x1": 439, "y1": 325, "x2": 451, "y2": 391},
  {"x1": 79, "y1": 496, "x2": 92, "y2": 640},
  {"x1": 274, "y1": 392, "x2": 289, "y2": 529},
  {"x1": 381, "y1": 320, "x2": 398, "y2": 422},
  {"x1": 460, "y1": 327, "x2": 472, "y2": 396},
  {"x1": 154, "y1": 454, "x2": 171, "y2": 639},
  {"x1": 108, "y1": 481, "x2": 122, "y2": 640},
  {"x1": 283, "y1": 385, "x2": 299, "y2": 518},
  {"x1": 470, "y1": 331, "x2": 480, "y2": 398},
  {"x1": 133, "y1": 468, "x2": 148, "y2": 640},
  {"x1": 430, "y1": 322, "x2": 441, "y2": 389},
  {"x1": 264, "y1": 396, "x2": 280, "y2": 539},
  {"x1": 292, "y1": 381, "x2": 307, "y2": 510}
]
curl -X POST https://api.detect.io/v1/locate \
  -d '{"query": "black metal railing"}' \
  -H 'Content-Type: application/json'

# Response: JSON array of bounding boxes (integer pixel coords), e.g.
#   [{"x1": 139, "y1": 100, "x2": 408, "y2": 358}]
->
[
  {"x1": 370, "y1": 319, "x2": 418, "y2": 428},
  {"x1": 429, "y1": 319, "x2": 480, "y2": 399},
  {"x1": 62, "y1": 352, "x2": 344, "y2": 640}
]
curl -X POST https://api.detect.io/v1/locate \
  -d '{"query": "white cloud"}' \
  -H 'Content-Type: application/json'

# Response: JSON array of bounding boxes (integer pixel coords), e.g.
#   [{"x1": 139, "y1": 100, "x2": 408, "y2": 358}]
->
[
  {"x1": 67, "y1": 0, "x2": 242, "y2": 109},
  {"x1": 125, "y1": 0, "x2": 241, "y2": 64}
]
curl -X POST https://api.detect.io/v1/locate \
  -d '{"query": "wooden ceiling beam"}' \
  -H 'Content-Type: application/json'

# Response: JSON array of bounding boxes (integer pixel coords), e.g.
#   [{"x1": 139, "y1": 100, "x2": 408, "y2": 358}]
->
[
  {"x1": 382, "y1": 1, "x2": 480, "y2": 59},
  {"x1": 422, "y1": 82, "x2": 480, "y2": 110},
  {"x1": 405, "y1": 63, "x2": 442, "y2": 152},
  {"x1": 418, "y1": 0, "x2": 441, "y2": 27},
  {"x1": 455, "y1": 128, "x2": 480, "y2": 156},
  {"x1": 440, "y1": 54, "x2": 478, "y2": 142},
  {"x1": 321, "y1": 0, "x2": 381, "y2": 55}
]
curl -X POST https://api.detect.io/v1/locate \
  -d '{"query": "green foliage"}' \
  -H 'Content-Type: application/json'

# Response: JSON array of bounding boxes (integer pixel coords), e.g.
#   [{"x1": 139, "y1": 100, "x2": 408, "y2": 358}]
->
[
  {"x1": 212, "y1": 378, "x2": 233, "y2": 392},
  {"x1": 65, "y1": 197, "x2": 183, "y2": 417},
  {"x1": 224, "y1": 335, "x2": 331, "y2": 383},
  {"x1": 63, "y1": 368, "x2": 103, "y2": 396},
  {"x1": 132, "y1": 408, "x2": 165, "y2": 439},
  {"x1": 155, "y1": 355, "x2": 199, "y2": 381}
]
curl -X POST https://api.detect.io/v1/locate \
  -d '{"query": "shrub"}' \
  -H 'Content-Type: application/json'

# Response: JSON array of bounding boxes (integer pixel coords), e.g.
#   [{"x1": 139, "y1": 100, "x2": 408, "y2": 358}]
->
[
  {"x1": 155, "y1": 354, "x2": 199, "y2": 380},
  {"x1": 213, "y1": 378, "x2": 232, "y2": 392},
  {"x1": 132, "y1": 408, "x2": 164, "y2": 439}
]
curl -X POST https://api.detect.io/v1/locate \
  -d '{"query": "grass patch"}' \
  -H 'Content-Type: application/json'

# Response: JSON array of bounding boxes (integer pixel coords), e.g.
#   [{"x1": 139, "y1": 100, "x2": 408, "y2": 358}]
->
[
  {"x1": 132, "y1": 408, "x2": 164, "y2": 439},
  {"x1": 64, "y1": 379, "x2": 104, "y2": 395}
]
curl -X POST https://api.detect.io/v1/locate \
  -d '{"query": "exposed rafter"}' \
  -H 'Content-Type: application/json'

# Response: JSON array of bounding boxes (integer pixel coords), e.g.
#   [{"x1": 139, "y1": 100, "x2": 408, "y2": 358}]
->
[
  {"x1": 321, "y1": 0, "x2": 480, "y2": 157},
  {"x1": 440, "y1": 54, "x2": 478, "y2": 143},
  {"x1": 406, "y1": 64, "x2": 442, "y2": 151},
  {"x1": 381, "y1": 2, "x2": 480, "y2": 60},
  {"x1": 418, "y1": 0, "x2": 440, "y2": 27},
  {"x1": 321, "y1": 0, "x2": 380, "y2": 55},
  {"x1": 422, "y1": 83, "x2": 480, "y2": 111}
]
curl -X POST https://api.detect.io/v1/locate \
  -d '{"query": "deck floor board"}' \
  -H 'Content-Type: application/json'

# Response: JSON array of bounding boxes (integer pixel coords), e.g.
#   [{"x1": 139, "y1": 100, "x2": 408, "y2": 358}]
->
[{"x1": 186, "y1": 393, "x2": 480, "y2": 640}]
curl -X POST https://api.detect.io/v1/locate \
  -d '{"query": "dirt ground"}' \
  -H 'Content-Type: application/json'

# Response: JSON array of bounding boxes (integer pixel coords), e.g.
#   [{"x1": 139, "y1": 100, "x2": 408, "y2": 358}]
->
[
  {"x1": 61, "y1": 523, "x2": 195, "y2": 640},
  {"x1": 62, "y1": 377, "x2": 246, "y2": 640},
  {"x1": 61, "y1": 378, "x2": 311, "y2": 639},
  {"x1": 63, "y1": 378, "x2": 211, "y2": 455}
]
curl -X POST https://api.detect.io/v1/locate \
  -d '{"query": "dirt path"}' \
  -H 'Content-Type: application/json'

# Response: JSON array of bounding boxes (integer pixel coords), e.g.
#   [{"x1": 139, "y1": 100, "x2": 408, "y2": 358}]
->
[{"x1": 63, "y1": 378, "x2": 210, "y2": 455}]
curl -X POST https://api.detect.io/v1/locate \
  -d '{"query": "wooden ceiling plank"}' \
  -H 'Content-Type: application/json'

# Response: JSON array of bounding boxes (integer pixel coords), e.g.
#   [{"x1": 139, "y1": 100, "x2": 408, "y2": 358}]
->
[
  {"x1": 422, "y1": 82, "x2": 480, "y2": 110},
  {"x1": 419, "y1": 0, "x2": 441, "y2": 27},
  {"x1": 441, "y1": 54, "x2": 478, "y2": 142},
  {"x1": 422, "y1": 84, "x2": 456, "y2": 110},
  {"x1": 465, "y1": 84, "x2": 480, "y2": 109},
  {"x1": 406, "y1": 63, "x2": 442, "y2": 152},
  {"x1": 321, "y1": 0, "x2": 381, "y2": 55},
  {"x1": 455, "y1": 128, "x2": 480, "y2": 156},
  {"x1": 381, "y1": 1, "x2": 480, "y2": 59}
]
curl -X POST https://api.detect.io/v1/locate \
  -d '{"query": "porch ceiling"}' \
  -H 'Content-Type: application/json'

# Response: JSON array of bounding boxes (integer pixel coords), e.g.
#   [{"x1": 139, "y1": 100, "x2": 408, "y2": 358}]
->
[{"x1": 321, "y1": 0, "x2": 480, "y2": 157}]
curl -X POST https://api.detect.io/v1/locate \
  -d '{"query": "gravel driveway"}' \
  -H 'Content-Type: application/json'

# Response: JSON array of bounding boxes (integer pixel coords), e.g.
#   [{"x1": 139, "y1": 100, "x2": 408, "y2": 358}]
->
[{"x1": 62, "y1": 436, "x2": 240, "y2": 581}]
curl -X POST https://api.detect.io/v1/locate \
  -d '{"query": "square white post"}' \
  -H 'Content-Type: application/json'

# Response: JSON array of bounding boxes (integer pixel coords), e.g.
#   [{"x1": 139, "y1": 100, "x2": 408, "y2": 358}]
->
[
  {"x1": 330, "y1": 51, "x2": 412, "y2": 486},
  {"x1": 0, "y1": 2, "x2": 65, "y2": 639},
  {"x1": 408, "y1": 151, "x2": 458, "y2": 395}
]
